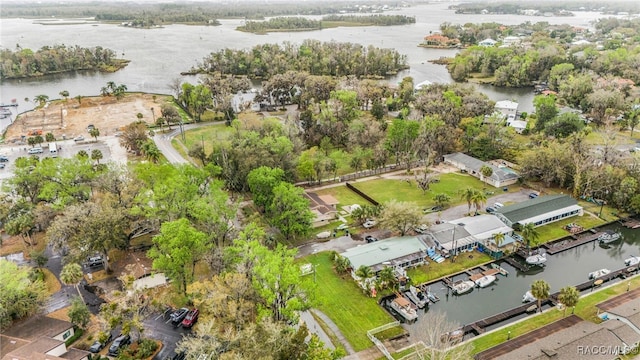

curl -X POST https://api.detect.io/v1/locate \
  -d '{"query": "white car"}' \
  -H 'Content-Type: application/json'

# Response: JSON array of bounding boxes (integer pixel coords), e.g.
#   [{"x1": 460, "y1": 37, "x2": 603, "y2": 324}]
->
[
  {"x1": 363, "y1": 220, "x2": 377, "y2": 229},
  {"x1": 493, "y1": 202, "x2": 504, "y2": 208},
  {"x1": 28, "y1": 147, "x2": 43, "y2": 154}
]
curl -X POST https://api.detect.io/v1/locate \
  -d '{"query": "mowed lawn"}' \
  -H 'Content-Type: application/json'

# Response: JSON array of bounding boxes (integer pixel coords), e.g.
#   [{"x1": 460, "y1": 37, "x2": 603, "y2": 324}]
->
[
  {"x1": 533, "y1": 215, "x2": 606, "y2": 244},
  {"x1": 299, "y1": 252, "x2": 398, "y2": 351},
  {"x1": 407, "y1": 251, "x2": 493, "y2": 285},
  {"x1": 344, "y1": 173, "x2": 491, "y2": 208}
]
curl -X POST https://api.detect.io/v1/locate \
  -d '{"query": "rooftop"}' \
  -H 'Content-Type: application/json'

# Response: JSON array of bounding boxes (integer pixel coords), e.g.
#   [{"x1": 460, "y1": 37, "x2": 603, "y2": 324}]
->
[
  {"x1": 443, "y1": 153, "x2": 520, "y2": 183},
  {"x1": 495, "y1": 100, "x2": 519, "y2": 110},
  {"x1": 448, "y1": 215, "x2": 513, "y2": 240},
  {"x1": 495, "y1": 195, "x2": 579, "y2": 224},
  {"x1": 2, "y1": 316, "x2": 74, "y2": 342},
  {"x1": 341, "y1": 236, "x2": 428, "y2": 270},
  {"x1": 1, "y1": 337, "x2": 64, "y2": 360}
]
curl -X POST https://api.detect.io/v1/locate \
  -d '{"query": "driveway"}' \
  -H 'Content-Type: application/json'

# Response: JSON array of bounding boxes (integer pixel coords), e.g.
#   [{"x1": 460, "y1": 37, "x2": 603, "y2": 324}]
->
[{"x1": 296, "y1": 236, "x2": 361, "y2": 258}]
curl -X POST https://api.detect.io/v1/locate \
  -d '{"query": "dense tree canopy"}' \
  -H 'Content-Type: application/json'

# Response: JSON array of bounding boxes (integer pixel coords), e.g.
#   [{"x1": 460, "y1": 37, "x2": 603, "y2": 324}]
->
[{"x1": 0, "y1": 260, "x2": 48, "y2": 329}]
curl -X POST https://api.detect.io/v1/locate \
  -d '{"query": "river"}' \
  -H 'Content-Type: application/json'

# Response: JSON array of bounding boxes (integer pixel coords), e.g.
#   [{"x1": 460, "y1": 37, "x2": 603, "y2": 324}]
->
[{"x1": 0, "y1": 3, "x2": 622, "y2": 118}]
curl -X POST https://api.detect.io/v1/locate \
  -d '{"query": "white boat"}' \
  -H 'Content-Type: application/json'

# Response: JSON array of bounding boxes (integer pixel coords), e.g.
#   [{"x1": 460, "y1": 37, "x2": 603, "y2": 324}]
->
[
  {"x1": 426, "y1": 287, "x2": 440, "y2": 303},
  {"x1": 522, "y1": 291, "x2": 536, "y2": 303},
  {"x1": 389, "y1": 296, "x2": 418, "y2": 322},
  {"x1": 474, "y1": 275, "x2": 497, "y2": 288},
  {"x1": 588, "y1": 268, "x2": 611, "y2": 280},
  {"x1": 405, "y1": 286, "x2": 428, "y2": 309},
  {"x1": 526, "y1": 252, "x2": 547, "y2": 265},
  {"x1": 625, "y1": 256, "x2": 640, "y2": 266},
  {"x1": 452, "y1": 280, "x2": 475, "y2": 295},
  {"x1": 598, "y1": 230, "x2": 622, "y2": 244}
]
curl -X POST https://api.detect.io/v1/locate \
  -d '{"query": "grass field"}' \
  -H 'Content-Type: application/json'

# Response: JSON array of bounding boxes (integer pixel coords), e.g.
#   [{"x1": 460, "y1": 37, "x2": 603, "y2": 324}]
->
[
  {"x1": 469, "y1": 276, "x2": 640, "y2": 355},
  {"x1": 533, "y1": 215, "x2": 607, "y2": 245},
  {"x1": 406, "y1": 251, "x2": 493, "y2": 285},
  {"x1": 298, "y1": 252, "x2": 401, "y2": 351}
]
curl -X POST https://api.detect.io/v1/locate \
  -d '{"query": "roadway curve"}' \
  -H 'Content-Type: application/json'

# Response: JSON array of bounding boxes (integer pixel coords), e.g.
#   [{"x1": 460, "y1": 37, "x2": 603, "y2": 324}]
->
[{"x1": 152, "y1": 122, "x2": 224, "y2": 164}]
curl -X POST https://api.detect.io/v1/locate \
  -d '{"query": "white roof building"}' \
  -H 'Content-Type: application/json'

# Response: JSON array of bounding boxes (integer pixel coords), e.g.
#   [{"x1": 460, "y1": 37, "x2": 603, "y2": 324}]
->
[
  {"x1": 495, "y1": 100, "x2": 519, "y2": 116},
  {"x1": 479, "y1": 38, "x2": 497, "y2": 47},
  {"x1": 507, "y1": 119, "x2": 528, "y2": 134},
  {"x1": 448, "y1": 215, "x2": 513, "y2": 243}
]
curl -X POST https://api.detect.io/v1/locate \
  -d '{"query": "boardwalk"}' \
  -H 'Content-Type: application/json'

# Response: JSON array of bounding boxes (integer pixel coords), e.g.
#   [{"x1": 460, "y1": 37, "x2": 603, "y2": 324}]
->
[{"x1": 474, "y1": 315, "x2": 583, "y2": 360}]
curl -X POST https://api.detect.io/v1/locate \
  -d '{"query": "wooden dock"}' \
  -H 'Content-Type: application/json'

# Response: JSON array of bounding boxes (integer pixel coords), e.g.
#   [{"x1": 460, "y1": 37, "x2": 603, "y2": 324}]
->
[
  {"x1": 504, "y1": 256, "x2": 530, "y2": 272},
  {"x1": 463, "y1": 301, "x2": 548, "y2": 335},
  {"x1": 543, "y1": 231, "x2": 604, "y2": 255},
  {"x1": 622, "y1": 219, "x2": 640, "y2": 229},
  {"x1": 468, "y1": 268, "x2": 500, "y2": 282}
]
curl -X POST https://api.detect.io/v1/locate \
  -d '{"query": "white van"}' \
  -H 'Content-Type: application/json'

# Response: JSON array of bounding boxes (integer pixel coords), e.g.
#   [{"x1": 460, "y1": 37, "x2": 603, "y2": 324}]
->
[{"x1": 49, "y1": 143, "x2": 58, "y2": 156}]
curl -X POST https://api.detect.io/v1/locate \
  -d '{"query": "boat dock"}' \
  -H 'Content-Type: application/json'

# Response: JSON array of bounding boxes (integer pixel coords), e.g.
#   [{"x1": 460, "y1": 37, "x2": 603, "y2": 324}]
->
[
  {"x1": 621, "y1": 218, "x2": 640, "y2": 229},
  {"x1": 462, "y1": 301, "x2": 550, "y2": 335},
  {"x1": 543, "y1": 231, "x2": 604, "y2": 255},
  {"x1": 468, "y1": 268, "x2": 501, "y2": 282},
  {"x1": 490, "y1": 263, "x2": 509, "y2": 276},
  {"x1": 503, "y1": 256, "x2": 530, "y2": 272}
]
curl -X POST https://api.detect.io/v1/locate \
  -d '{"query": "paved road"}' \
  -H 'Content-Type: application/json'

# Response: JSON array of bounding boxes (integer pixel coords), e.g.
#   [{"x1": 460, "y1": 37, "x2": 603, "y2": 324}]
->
[
  {"x1": 152, "y1": 122, "x2": 226, "y2": 165},
  {"x1": 144, "y1": 310, "x2": 191, "y2": 360}
]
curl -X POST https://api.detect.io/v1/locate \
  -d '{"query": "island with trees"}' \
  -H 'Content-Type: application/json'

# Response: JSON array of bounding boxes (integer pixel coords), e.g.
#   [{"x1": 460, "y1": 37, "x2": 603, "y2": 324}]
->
[
  {"x1": 237, "y1": 15, "x2": 415, "y2": 34},
  {"x1": 0, "y1": 44, "x2": 129, "y2": 80}
]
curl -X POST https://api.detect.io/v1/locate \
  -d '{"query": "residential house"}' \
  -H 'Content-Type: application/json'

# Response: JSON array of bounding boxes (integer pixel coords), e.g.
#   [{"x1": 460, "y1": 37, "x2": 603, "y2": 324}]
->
[
  {"x1": 305, "y1": 192, "x2": 339, "y2": 228},
  {"x1": 448, "y1": 215, "x2": 514, "y2": 246},
  {"x1": 507, "y1": 119, "x2": 528, "y2": 134},
  {"x1": 493, "y1": 194, "x2": 583, "y2": 228},
  {"x1": 1, "y1": 316, "x2": 89, "y2": 360},
  {"x1": 422, "y1": 33, "x2": 460, "y2": 48},
  {"x1": 340, "y1": 236, "x2": 429, "y2": 275},
  {"x1": 422, "y1": 222, "x2": 478, "y2": 257},
  {"x1": 501, "y1": 36, "x2": 522, "y2": 47},
  {"x1": 478, "y1": 38, "x2": 497, "y2": 47},
  {"x1": 494, "y1": 100, "x2": 519, "y2": 117},
  {"x1": 443, "y1": 152, "x2": 520, "y2": 188}
]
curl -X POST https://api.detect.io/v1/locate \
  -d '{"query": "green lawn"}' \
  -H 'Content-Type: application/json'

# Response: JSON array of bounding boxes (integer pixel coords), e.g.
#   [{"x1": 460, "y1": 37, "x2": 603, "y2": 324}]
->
[
  {"x1": 584, "y1": 129, "x2": 635, "y2": 146},
  {"x1": 470, "y1": 276, "x2": 640, "y2": 355},
  {"x1": 180, "y1": 123, "x2": 233, "y2": 155},
  {"x1": 298, "y1": 252, "x2": 400, "y2": 351},
  {"x1": 532, "y1": 215, "x2": 606, "y2": 245},
  {"x1": 406, "y1": 251, "x2": 493, "y2": 285}
]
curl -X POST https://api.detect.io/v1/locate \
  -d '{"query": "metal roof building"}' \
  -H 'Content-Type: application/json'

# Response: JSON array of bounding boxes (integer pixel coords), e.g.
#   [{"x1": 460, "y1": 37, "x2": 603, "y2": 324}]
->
[
  {"x1": 494, "y1": 194, "x2": 583, "y2": 228},
  {"x1": 443, "y1": 152, "x2": 520, "y2": 188},
  {"x1": 449, "y1": 214, "x2": 514, "y2": 243},
  {"x1": 341, "y1": 236, "x2": 429, "y2": 273}
]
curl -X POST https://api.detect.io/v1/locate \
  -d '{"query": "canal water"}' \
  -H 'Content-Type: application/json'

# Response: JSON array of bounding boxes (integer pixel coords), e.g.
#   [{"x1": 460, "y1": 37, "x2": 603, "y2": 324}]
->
[{"x1": 402, "y1": 223, "x2": 640, "y2": 332}]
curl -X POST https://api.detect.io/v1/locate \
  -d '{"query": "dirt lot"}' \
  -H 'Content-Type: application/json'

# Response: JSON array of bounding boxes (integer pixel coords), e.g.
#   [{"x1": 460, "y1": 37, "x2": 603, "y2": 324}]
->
[{"x1": 5, "y1": 93, "x2": 172, "y2": 143}]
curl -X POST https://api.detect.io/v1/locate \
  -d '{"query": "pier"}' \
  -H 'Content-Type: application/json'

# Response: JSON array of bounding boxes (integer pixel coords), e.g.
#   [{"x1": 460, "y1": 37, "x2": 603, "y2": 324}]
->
[
  {"x1": 503, "y1": 256, "x2": 530, "y2": 272},
  {"x1": 621, "y1": 218, "x2": 640, "y2": 229},
  {"x1": 543, "y1": 231, "x2": 604, "y2": 255}
]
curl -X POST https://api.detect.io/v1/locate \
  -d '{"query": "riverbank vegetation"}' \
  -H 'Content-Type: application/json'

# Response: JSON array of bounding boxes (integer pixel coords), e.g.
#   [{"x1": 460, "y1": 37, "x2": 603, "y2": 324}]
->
[
  {"x1": 0, "y1": 45, "x2": 128, "y2": 80},
  {"x1": 189, "y1": 40, "x2": 408, "y2": 79},
  {"x1": 237, "y1": 15, "x2": 415, "y2": 34}
]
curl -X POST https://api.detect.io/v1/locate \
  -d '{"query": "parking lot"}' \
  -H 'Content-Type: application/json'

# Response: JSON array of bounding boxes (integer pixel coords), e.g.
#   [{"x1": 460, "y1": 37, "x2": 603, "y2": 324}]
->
[{"x1": 144, "y1": 309, "x2": 192, "y2": 360}]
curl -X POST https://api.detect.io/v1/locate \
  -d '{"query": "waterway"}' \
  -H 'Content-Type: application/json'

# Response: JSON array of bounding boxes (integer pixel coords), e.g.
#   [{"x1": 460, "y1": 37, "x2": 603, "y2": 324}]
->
[
  {"x1": 401, "y1": 223, "x2": 640, "y2": 334},
  {"x1": 0, "y1": 2, "x2": 622, "y2": 119}
]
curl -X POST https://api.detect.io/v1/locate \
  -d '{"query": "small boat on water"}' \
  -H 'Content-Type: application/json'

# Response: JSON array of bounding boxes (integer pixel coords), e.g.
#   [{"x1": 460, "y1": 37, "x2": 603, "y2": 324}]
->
[
  {"x1": 522, "y1": 291, "x2": 536, "y2": 303},
  {"x1": 526, "y1": 252, "x2": 547, "y2": 265},
  {"x1": 452, "y1": 280, "x2": 475, "y2": 295},
  {"x1": 598, "y1": 230, "x2": 622, "y2": 244},
  {"x1": 474, "y1": 275, "x2": 497, "y2": 288},
  {"x1": 426, "y1": 287, "x2": 440, "y2": 303},
  {"x1": 389, "y1": 296, "x2": 418, "y2": 322},
  {"x1": 625, "y1": 256, "x2": 640, "y2": 267},
  {"x1": 405, "y1": 286, "x2": 428, "y2": 309},
  {"x1": 588, "y1": 268, "x2": 611, "y2": 280}
]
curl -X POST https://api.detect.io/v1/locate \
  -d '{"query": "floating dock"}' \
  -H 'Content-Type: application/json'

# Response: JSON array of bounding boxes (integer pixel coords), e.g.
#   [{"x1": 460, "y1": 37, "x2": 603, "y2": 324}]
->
[{"x1": 543, "y1": 231, "x2": 604, "y2": 255}]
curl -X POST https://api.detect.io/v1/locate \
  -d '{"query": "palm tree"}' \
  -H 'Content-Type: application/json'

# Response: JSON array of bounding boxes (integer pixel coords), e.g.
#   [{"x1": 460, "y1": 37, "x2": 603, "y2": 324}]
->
[
  {"x1": 34, "y1": 94, "x2": 49, "y2": 108},
  {"x1": 91, "y1": 149, "x2": 103, "y2": 164},
  {"x1": 558, "y1": 286, "x2": 580, "y2": 316},
  {"x1": 60, "y1": 262, "x2": 84, "y2": 303},
  {"x1": 59, "y1": 90, "x2": 70, "y2": 101},
  {"x1": 531, "y1": 279, "x2": 550, "y2": 313},
  {"x1": 520, "y1": 223, "x2": 540, "y2": 249},
  {"x1": 434, "y1": 193, "x2": 451, "y2": 208},
  {"x1": 45, "y1": 132, "x2": 55, "y2": 143},
  {"x1": 378, "y1": 267, "x2": 397, "y2": 290},
  {"x1": 89, "y1": 128, "x2": 100, "y2": 141},
  {"x1": 479, "y1": 165, "x2": 493, "y2": 180},
  {"x1": 492, "y1": 232, "x2": 505, "y2": 248},
  {"x1": 471, "y1": 190, "x2": 487, "y2": 215},
  {"x1": 459, "y1": 187, "x2": 475, "y2": 215},
  {"x1": 355, "y1": 265, "x2": 373, "y2": 280}
]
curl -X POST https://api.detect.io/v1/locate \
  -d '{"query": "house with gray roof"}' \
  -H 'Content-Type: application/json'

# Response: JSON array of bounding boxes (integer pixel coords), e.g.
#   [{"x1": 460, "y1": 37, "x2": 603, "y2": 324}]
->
[
  {"x1": 443, "y1": 152, "x2": 520, "y2": 188},
  {"x1": 449, "y1": 214, "x2": 515, "y2": 247},
  {"x1": 340, "y1": 236, "x2": 429, "y2": 274},
  {"x1": 423, "y1": 222, "x2": 478, "y2": 256},
  {"x1": 494, "y1": 194, "x2": 583, "y2": 228}
]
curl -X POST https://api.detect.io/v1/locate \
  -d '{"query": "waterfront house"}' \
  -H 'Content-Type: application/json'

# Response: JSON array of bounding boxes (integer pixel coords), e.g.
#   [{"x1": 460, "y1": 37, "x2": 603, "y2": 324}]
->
[
  {"x1": 494, "y1": 100, "x2": 519, "y2": 117},
  {"x1": 422, "y1": 33, "x2": 460, "y2": 48},
  {"x1": 507, "y1": 119, "x2": 528, "y2": 134},
  {"x1": 423, "y1": 222, "x2": 478, "y2": 257},
  {"x1": 493, "y1": 194, "x2": 583, "y2": 229},
  {"x1": 448, "y1": 215, "x2": 514, "y2": 246},
  {"x1": 478, "y1": 38, "x2": 497, "y2": 47},
  {"x1": 340, "y1": 236, "x2": 429, "y2": 275},
  {"x1": 443, "y1": 152, "x2": 520, "y2": 188}
]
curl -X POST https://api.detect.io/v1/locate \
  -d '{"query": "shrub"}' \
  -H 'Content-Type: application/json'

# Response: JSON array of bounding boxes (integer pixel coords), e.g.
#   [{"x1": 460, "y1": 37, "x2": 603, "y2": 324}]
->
[
  {"x1": 64, "y1": 327, "x2": 84, "y2": 347},
  {"x1": 136, "y1": 338, "x2": 159, "y2": 358}
]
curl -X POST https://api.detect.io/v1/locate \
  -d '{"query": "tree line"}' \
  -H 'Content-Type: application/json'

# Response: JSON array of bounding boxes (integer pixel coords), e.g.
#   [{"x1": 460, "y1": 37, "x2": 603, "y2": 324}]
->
[
  {"x1": 322, "y1": 14, "x2": 416, "y2": 26},
  {"x1": 192, "y1": 40, "x2": 408, "y2": 79},
  {"x1": 0, "y1": 44, "x2": 128, "y2": 80},
  {"x1": 238, "y1": 17, "x2": 322, "y2": 33}
]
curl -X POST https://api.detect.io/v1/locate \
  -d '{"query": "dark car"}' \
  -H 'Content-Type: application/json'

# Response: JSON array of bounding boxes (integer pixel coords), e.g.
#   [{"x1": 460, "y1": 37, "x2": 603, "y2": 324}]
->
[
  {"x1": 0, "y1": 155, "x2": 9, "y2": 162},
  {"x1": 529, "y1": 192, "x2": 539, "y2": 199},
  {"x1": 89, "y1": 332, "x2": 113, "y2": 353},
  {"x1": 107, "y1": 334, "x2": 131, "y2": 356},
  {"x1": 181, "y1": 308, "x2": 199, "y2": 328},
  {"x1": 365, "y1": 235, "x2": 378, "y2": 243},
  {"x1": 170, "y1": 307, "x2": 189, "y2": 325},
  {"x1": 0, "y1": 163, "x2": 5, "y2": 169},
  {"x1": 486, "y1": 206, "x2": 496, "y2": 213}
]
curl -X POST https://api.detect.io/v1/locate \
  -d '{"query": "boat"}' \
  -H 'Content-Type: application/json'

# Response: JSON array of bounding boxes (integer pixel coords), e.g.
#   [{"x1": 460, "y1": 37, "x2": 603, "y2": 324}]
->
[
  {"x1": 426, "y1": 287, "x2": 440, "y2": 303},
  {"x1": 440, "y1": 329, "x2": 464, "y2": 344},
  {"x1": 388, "y1": 296, "x2": 418, "y2": 322},
  {"x1": 588, "y1": 268, "x2": 611, "y2": 280},
  {"x1": 526, "y1": 304, "x2": 538, "y2": 313},
  {"x1": 522, "y1": 291, "x2": 536, "y2": 303},
  {"x1": 451, "y1": 280, "x2": 475, "y2": 295},
  {"x1": 625, "y1": 256, "x2": 640, "y2": 267},
  {"x1": 598, "y1": 230, "x2": 622, "y2": 244},
  {"x1": 405, "y1": 286, "x2": 428, "y2": 309},
  {"x1": 474, "y1": 274, "x2": 497, "y2": 288},
  {"x1": 526, "y1": 253, "x2": 547, "y2": 265}
]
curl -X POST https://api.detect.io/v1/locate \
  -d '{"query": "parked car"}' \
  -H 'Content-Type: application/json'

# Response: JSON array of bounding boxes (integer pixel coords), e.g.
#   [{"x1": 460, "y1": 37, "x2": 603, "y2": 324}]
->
[
  {"x1": 181, "y1": 308, "x2": 199, "y2": 328},
  {"x1": 423, "y1": 205, "x2": 443, "y2": 213},
  {"x1": 365, "y1": 235, "x2": 378, "y2": 243},
  {"x1": 87, "y1": 124, "x2": 95, "y2": 132},
  {"x1": 486, "y1": 206, "x2": 496, "y2": 213},
  {"x1": 107, "y1": 334, "x2": 131, "y2": 356},
  {"x1": 335, "y1": 223, "x2": 349, "y2": 231},
  {"x1": 170, "y1": 307, "x2": 189, "y2": 325},
  {"x1": 529, "y1": 192, "x2": 539, "y2": 199},
  {"x1": 89, "y1": 332, "x2": 113, "y2": 353},
  {"x1": 493, "y1": 202, "x2": 504, "y2": 208},
  {"x1": 0, "y1": 155, "x2": 9, "y2": 162},
  {"x1": 87, "y1": 256, "x2": 104, "y2": 268},
  {"x1": 74, "y1": 135, "x2": 85, "y2": 142},
  {"x1": 27, "y1": 147, "x2": 43, "y2": 154},
  {"x1": 363, "y1": 220, "x2": 377, "y2": 229},
  {"x1": 414, "y1": 224, "x2": 428, "y2": 234},
  {"x1": 0, "y1": 163, "x2": 5, "y2": 169}
]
